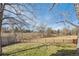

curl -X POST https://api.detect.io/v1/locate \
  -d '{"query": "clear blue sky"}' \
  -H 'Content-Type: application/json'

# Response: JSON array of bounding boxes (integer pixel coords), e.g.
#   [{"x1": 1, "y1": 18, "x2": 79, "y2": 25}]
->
[
  {"x1": 33, "y1": 3, "x2": 79, "y2": 30},
  {"x1": 3, "y1": 3, "x2": 79, "y2": 30}
]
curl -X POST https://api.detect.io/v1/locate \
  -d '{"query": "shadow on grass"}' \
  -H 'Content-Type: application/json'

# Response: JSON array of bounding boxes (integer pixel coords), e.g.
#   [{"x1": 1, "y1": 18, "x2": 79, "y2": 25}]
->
[
  {"x1": 2, "y1": 44, "x2": 48, "y2": 56},
  {"x1": 2, "y1": 43, "x2": 78, "y2": 56},
  {"x1": 50, "y1": 49, "x2": 77, "y2": 56}
]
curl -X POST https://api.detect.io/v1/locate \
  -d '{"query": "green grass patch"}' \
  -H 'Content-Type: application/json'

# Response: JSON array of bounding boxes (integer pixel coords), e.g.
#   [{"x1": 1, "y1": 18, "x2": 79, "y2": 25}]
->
[{"x1": 2, "y1": 43, "x2": 76, "y2": 56}]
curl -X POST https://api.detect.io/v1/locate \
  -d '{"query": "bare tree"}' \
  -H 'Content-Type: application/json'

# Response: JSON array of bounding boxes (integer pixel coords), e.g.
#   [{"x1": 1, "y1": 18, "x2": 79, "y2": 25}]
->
[
  {"x1": 35, "y1": 23, "x2": 47, "y2": 37},
  {"x1": 0, "y1": 3, "x2": 36, "y2": 55},
  {"x1": 0, "y1": 3, "x2": 5, "y2": 55},
  {"x1": 49, "y1": 3, "x2": 79, "y2": 55},
  {"x1": 46, "y1": 27, "x2": 54, "y2": 37}
]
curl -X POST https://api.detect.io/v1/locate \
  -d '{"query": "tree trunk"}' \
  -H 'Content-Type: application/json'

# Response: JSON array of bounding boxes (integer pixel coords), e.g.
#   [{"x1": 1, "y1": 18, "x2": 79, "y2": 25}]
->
[
  {"x1": 0, "y1": 23, "x2": 2, "y2": 55},
  {"x1": 0, "y1": 3, "x2": 4, "y2": 55},
  {"x1": 76, "y1": 28, "x2": 79, "y2": 55}
]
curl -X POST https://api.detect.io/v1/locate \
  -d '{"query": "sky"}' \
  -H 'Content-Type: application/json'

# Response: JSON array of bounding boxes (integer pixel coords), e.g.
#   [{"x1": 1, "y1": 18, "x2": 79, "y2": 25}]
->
[
  {"x1": 3, "y1": 3, "x2": 79, "y2": 30},
  {"x1": 32, "y1": 3, "x2": 79, "y2": 30}
]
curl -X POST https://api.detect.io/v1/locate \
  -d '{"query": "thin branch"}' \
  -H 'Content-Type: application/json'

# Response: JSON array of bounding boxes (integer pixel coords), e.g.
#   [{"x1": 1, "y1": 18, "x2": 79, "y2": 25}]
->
[
  {"x1": 17, "y1": 4, "x2": 37, "y2": 19},
  {"x1": 3, "y1": 17, "x2": 30, "y2": 26},
  {"x1": 65, "y1": 19, "x2": 79, "y2": 28},
  {"x1": 4, "y1": 9, "x2": 19, "y2": 15},
  {"x1": 6, "y1": 4, "x2": 34, "y2": 21},
  {"x1": 49, "y1": 3, "x2": 56, "y2": 11},
  {"x1": 55, "y1": 20, "x2": 79, "y2": 28}
]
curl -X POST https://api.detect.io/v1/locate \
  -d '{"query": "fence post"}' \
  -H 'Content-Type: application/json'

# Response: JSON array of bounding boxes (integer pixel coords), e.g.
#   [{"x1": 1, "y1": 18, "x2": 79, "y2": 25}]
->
[
  {"x1": 53, "y1": 39, "x2": 55, "y2": 44},
  {"x1": 63, "y1": 39, "x2": 64, "y2": 43}
]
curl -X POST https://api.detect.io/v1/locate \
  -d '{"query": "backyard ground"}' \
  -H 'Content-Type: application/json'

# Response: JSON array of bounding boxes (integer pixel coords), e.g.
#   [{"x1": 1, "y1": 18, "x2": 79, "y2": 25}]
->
[
  {"x1": 2, "y1": 43, "x2": 76, "y2": 56},
  {"x1": 2, "y1": 35, "x2": 77, "y2": 56}
]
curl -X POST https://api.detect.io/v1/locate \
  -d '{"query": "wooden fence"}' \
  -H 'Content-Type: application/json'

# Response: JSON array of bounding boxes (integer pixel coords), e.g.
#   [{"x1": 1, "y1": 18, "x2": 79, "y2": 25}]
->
[
  {"x1": 1, "y1": 36, "x2": 20, "y2": 46},
  {"x1": 1, "y1": 33, "x2": 77, "y2": 46},
  {"x1": 1, "y1": 36, "x2": 77, "y2": 46},
  {"x1": 21, "y1": 38, "x2": 77, "y2": 44}
]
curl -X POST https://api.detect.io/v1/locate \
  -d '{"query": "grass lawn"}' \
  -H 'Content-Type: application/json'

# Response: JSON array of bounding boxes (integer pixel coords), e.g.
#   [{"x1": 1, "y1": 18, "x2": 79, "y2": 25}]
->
[{"x1": 2, "y1": 43, "x2": 77, "y2": 56}]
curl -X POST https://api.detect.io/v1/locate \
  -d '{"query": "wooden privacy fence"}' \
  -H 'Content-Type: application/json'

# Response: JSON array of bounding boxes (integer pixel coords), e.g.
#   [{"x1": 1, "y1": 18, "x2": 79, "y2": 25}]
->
[
  {"x1": 1, "y1": 35, "x2": 77, "y2": 46},
  {"x1": 1, "y1": 32, "x2": 77, "y2": 46},
  {"x1": 0, "y1": 37, "x2": 77, "y2": 47},
  {"x1": 1, "y1": 36, "x2": 20, "y2": 46},
  {"x1": 21, "y1": 38, "x2": 77, "y2": 44}
]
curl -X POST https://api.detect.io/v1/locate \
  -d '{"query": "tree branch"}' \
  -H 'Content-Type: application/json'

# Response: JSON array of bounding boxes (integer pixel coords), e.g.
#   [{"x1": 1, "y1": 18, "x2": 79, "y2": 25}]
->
[
  {"x1": 49, "y1": 3, "x2": 56, "y2": 11},
  {"x1": 3, "y1": 17, "x2": 30, "y2": 26},
  {"x1": 65, "y1": 19, "x2": 79, "y2": 28},
  {"x1": 55, "y1": 20, "x2": 79, "y2": 28},
  {"x1": 4, "y1": 5, "x2": 34, "y2": 21}
]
